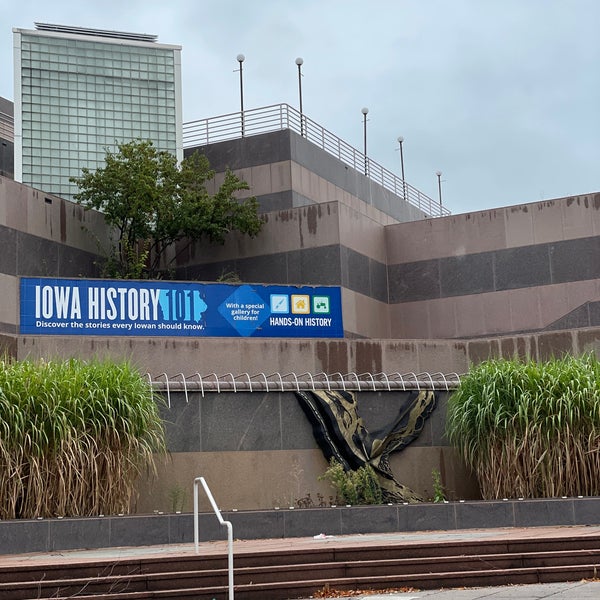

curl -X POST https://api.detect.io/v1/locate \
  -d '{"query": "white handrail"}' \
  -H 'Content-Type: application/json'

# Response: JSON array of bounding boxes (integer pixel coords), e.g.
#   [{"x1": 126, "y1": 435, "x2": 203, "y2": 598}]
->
[{"x1": 194, "y1": 476, "x2": 234, "y2": 599}]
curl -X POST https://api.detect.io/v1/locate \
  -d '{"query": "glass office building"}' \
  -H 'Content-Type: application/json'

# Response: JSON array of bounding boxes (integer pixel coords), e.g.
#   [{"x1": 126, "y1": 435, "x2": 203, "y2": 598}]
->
[{"x1": 13, "y1": 23, "x2": 182, "y2": 200}]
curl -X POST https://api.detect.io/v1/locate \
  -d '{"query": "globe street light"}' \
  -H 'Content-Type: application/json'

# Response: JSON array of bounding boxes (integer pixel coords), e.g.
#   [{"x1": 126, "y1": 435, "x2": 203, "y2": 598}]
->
[
  {"x1": 295, "y1": 57, "x2": 304, "y2": 136},
  {"x1": 397, "y1": 136, "x2": 406, "y2": 201},
  {"x1": 236, "y1": 54, "x2": 245, "y2": 136},
  {"x1": 436, "y1": 170, "x2": 443, "y2": 207},
  {"x1": 361, "y1": 107, "x2": 369, "y2": 175}
]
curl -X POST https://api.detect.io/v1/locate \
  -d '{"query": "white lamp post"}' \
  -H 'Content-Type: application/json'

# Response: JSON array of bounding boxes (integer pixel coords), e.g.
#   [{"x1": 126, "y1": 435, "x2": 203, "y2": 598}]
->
[
  {"x1": 436, "y1": 170, "x2": 443, "y2": 207},
  {"x1": 397, "y1": 136, "x2": 406, "y2": 201},
  {"x1": 295, "y1": 57, "x2": 304, "y2": 136},
  {"x1": 236, "y1": 54, "x2": 245, "y2": 136},
  {"x1": 361, "y1": 107, "x2": 369, "y2": 175}
]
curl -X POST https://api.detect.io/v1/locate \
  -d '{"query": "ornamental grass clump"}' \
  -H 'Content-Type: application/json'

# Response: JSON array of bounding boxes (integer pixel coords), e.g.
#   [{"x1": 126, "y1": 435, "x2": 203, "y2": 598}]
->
[
  {"x1": 0, "y1": 358, "x2": 165, "y2": 519},
  {"x1": 446, "y1": 354, "x2": 600, "y2": 500}
]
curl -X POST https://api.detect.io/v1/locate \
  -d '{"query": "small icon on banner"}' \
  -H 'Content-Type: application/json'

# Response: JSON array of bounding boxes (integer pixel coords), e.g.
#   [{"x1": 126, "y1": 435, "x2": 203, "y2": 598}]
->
[
  {"x1": 291, "y1": 294, "x2": 310, "y2": 314},
  {"x1": 270, "y1": 294, "x2": 289, "y2": 313},
  {"x1": 313, "y1": 296, "x2": 330, "y2": 314}
]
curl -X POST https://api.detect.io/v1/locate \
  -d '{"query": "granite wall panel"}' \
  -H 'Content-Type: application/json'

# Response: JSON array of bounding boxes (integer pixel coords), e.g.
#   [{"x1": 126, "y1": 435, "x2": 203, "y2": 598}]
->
[
  {"x1": 0, "y1": 139, "x2": 14, "y2": 178},
  {"x1": 49, "y1": 517, "x2": 111, "y2": 551},
  {"x1": 544, "y1": 303, "x2": 593, "y2": 331},
  {"x1": 159, "y1": 396, "x2": 201, "y2": 453},
  {"x1": 0, "y1": 224, "x2": 16, "y2": 275},
  {"x1": 389, "y1": 234, "x2": 600, "y2": 311},
  {"x1": 439, "y1": 252, "x2": 494, "y2": 297},
  {"x1": 236, "y1": 252, "x2": 289, "y2": 284},
  {"x1": 200, "y1": 392, "x2": 283, "y2": 452},
  {"x1": 340, "y1": 505, "x2": 399, "y2": 534},
  {"x1": 343, "y1": 245, "x2": 370, "y2": 296},
  {"x1": 550, "y1": 235, "x2": 600, "y2": 284},
  {"x1": 255, "y1": 190, "x2": 294, "y2": 213},
  {"x1": 178, "y1": 245, "x2": 343, "y2": 288},
  {"x1": 295, "y1": 244, "x2": 342, "y2": 285},
  {"x1": 369, "y1": 257, "x2": 389, "y2": 303},
  {"x1": 109, "y1": 515, "x2": 171, "y2": 548},
  {"x1": 590, "y1": 302, "x2": 600, "y2": 327},
  {"x1": 513, "y1": 499, "x2": 576, "y2": 528},
  {"x1": 160, "y1": 390, "x2": 450, "y2": 456},
  {"x1": 17, "y1": 232, "x2": 60, "y2": 276},
  {"x1": 186, "y1": 130, "x2": 293, "y2": 171},
  {"x1": 0, "y1": 225, "x2": 101, "y2": 280},
  {"x1": 493, "y1": 244, "x2": 551, "y2": 291},
  {"x1": 388, "y1": 259, "x2": 441, "y2": 303},
  {"x1": 57, "y1": 244, "x2": 102, "y2": 278}
]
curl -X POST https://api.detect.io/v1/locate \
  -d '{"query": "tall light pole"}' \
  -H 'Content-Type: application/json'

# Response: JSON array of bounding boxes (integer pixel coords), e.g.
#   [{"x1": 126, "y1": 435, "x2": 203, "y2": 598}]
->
[
  {"x1": 295, "y1": 57, "x2": 304, "y2": 136},
  {"x1": 236, "y1": 54, "x2": 245, "y2": 137},
  {"x1": 361, "y1": 107, "x2": 369, "y2": 176},
  {"x1": 436, "y1": 170, "x2": 443, "y2": 207},
  {"x1": 397, "y1": 136, "x2": 406, "y2": 201}
]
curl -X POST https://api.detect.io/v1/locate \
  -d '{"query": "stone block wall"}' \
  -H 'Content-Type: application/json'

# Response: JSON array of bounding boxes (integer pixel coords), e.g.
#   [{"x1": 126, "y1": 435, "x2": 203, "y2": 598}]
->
[
  {"x1": 0, "y1": 176, "x2": 106, "y2": 334},
  {"x1": 187, "y1": 129, "x2": 427, "y2": 223},
  {"x1": 387, "y1": 194, "x2": 600, "y2": 339},
  {"x1": 4, "y1": 141, "x2": 598, "y2": 342},
  {"x1": 172, "y1": 200, "x2": 392, "y2": 337},
  {"x1": 14, "y1": 327, "x2": 600, "y2": 382}
]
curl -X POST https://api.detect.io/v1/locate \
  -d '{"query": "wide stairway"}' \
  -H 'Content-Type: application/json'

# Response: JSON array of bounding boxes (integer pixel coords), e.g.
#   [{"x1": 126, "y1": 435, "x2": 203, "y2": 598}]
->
[{"x1": 2, "y1": 531, "x2": 600, "y2": 600}]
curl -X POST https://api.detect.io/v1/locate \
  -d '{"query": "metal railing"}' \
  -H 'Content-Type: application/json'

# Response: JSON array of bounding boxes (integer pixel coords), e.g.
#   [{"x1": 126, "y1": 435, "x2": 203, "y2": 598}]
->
[
  {"x1": 183, "y1": 103, "x2": 450, "y2": 218},
  {"x1": 149, "y1": 370, "x2": 461, "y2": 405},
  {"x1": 194, "y1": 476, "x2": 234, "y2": 599}
]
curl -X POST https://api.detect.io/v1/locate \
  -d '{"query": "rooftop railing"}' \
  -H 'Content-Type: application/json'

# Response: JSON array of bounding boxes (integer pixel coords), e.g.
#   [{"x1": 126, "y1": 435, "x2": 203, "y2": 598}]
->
[{"x1": 183, "y1": 103, "x2": 450, "y2": 218}]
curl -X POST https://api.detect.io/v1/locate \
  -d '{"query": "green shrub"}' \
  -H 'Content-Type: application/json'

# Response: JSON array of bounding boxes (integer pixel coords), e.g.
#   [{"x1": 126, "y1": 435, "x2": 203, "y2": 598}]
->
[
  {"x1": 0, "y1": 358, "x2": 165, "y2": 519},
  {"x1": 319, "y1": 459, "x2": 384, "y2": 505},
  {"x1": 431, "y1": 469, "x2": 447, "y2": 502},
  {"x1": 446, "y1": 354, "x2": 600, "y2": 499}
]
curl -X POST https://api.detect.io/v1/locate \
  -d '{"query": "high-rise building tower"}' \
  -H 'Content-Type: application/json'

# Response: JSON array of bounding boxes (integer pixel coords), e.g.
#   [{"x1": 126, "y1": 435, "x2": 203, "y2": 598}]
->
[{"x1": 13, "y1": 23, "x2": 182, "y2": 200}]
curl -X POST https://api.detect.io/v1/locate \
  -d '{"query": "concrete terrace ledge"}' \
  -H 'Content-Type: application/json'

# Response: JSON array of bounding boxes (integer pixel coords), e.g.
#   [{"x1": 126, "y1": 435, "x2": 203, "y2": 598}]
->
[{"x1": 1, "y1": 497, "x2": 600, "y2": 555}]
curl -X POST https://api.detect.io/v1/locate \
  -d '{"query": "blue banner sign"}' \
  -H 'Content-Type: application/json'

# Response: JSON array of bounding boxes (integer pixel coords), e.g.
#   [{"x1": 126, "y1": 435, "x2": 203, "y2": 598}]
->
[{"x1": 20, "y1": 278, "x2": 344, "y2": 338}]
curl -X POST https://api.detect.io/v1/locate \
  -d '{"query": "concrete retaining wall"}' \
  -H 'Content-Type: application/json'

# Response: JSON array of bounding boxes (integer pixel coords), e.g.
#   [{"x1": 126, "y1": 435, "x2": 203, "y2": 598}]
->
[{"x1": 12, "y1": 326, "x2": 600, "y2": 379}]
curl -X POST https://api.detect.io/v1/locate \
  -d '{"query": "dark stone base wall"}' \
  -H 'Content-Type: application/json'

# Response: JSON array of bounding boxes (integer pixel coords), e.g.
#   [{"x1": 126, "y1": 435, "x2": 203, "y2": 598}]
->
[
  {"x1": 160, "y1": 390, "x2": 451, "y2": 455},
  {"x1": 132, "y1": 389, "x2": 472, "y2": 515},
  {"x1": 2, "y1": 497, "x2": 600, "y2": 555},
  {"x1": 0, "y1": 139, "x2": 13, "y2": 179}
]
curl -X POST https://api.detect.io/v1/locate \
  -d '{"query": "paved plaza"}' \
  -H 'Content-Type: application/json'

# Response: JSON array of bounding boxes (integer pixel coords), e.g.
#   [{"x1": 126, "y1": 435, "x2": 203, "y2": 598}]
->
[{"x1": 310, "y1": 580, "x2": 600, "y2": 599}]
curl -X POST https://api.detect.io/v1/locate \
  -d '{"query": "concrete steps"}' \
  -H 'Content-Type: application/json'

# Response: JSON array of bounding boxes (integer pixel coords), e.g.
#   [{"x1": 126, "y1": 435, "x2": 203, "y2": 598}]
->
[{"x1": 1, "y1": 534, "x2": 600, "y2": 599}]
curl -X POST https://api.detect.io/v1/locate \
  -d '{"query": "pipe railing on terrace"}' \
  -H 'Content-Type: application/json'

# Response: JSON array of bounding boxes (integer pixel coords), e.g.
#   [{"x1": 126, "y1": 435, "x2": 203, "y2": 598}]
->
[
  {"x1": 149, "y1": 370, "x2": 461, "y2": 406},
  {"x1": 183, "y1": 103, "x2": 450, "y2": 219},
  {"x1": 193, "y1": 476, "x2": 234, "y2": 599}
]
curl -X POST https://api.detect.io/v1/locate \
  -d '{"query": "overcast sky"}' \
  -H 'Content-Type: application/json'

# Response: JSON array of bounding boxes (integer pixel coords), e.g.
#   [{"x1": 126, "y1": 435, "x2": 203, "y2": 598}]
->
[{"x1": 1, "y1": 0, "x2": 598, "y2": 215}]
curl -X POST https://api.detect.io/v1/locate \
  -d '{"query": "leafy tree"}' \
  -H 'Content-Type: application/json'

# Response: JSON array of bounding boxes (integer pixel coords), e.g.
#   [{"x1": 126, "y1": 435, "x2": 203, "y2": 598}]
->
[{"x1": 71, "y1": 140, "x2": 263, "y2": 278}]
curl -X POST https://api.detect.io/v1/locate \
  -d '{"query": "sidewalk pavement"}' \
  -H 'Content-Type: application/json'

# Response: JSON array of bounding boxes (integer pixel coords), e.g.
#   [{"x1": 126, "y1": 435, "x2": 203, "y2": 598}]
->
[{"x1": 306, "y1": 581, "x2": 600, "y2": 599}]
